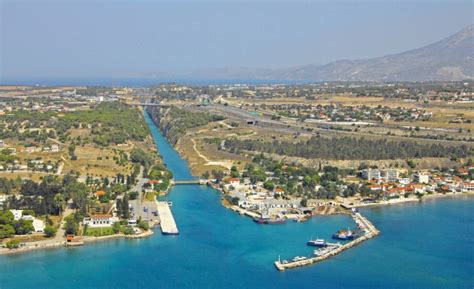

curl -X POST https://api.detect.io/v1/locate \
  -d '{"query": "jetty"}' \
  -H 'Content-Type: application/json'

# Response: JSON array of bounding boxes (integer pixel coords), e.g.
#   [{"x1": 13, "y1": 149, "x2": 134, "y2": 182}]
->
[
  {"x1": 156, "y1": 201, "x2": 179, "y2": 234},
  {"x1": 274, "y1": 212, "x2": 379, "y2": 271}
]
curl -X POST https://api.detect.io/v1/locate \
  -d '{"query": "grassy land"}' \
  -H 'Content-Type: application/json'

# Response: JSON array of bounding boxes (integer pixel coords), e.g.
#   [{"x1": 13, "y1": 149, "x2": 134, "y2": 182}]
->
[{"x1": 83, "y1": 227, "x2": 115, "y2": 237}]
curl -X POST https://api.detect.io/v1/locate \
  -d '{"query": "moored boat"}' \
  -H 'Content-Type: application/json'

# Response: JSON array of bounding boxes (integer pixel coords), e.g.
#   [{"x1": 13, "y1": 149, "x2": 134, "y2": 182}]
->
[
  {"x1": 307, "y1": 238, "x2": 327, "y2": 247},
  {"x1": 332, "y1": 229, "x2": 358, "y2": 240},
  {"x1": 253, "y1": 217, "x2": 286, "y2": 224}
]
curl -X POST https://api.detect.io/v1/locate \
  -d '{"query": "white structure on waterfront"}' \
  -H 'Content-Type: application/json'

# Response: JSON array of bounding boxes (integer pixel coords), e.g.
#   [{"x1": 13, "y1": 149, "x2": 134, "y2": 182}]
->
[{"x1": 83, "y1": 214, "x2": 118, "y2": 228}]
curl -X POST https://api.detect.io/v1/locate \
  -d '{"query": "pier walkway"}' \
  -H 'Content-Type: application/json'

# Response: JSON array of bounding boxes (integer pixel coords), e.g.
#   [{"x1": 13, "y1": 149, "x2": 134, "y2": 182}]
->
[
  {"x1": 156, "y1": 201, "x2": 179, "y2": 234},
  {"x1": 274, "y1": 212, "x2": 379, "y2": 271}
]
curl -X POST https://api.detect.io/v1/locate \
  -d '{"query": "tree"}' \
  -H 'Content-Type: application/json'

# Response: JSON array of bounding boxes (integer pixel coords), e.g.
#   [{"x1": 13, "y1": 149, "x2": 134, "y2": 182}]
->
[
  {"x1": 112, "y1": 222, "x2": 121, "y2": 234},
  {"x1": 129, "y1": 191, "x2": 139, "y2": 200},
  {"x1": 13, "y1": 219, "x2": 34, "y2": 234},
  {"x1": 300, "y1": 198, "x2": 308, "y2": 207},
  {"x1": 230, "y1": 166, "x2": 239, "y2": 178},
  {"x1": 0, "y1": 224, "x2": 15, "y2": 238},
  {"x1": 64, "y1": 215, "x2": 79, "y2": 235},
  {"x1": 263, "y1": 181, "x2": 275, "y2": 191},
  {"x1": 121, "y1": 195, "x2": 130, "y2": 219},
  {"x1": 6, "y1": 239, "x2": 20, "y2": 249},
  {"x1": 54, "y1": 193, "x2": 65, "y2": 215},
  {"x1": 44, "y1": 225, "x2": 57, "y2": 237},
  {"x1": 0, "y1": 211, "x2": 14, "y2": 224},
  {"x1": 138, "y1": 220, "x2": 149, "y2": 231},
  {"x1": 202, "y1": 171, "x2": 210, "y2": 180}
]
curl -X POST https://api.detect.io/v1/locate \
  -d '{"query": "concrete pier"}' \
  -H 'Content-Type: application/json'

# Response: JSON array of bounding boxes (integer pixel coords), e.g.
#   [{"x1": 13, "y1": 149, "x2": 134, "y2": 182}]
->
[
  {"x1": 156, "y1": 201, "x2": 179, "y2": 234},
  {"x1": 274, "y1": 212, "x2": 379, "y2": 271}
]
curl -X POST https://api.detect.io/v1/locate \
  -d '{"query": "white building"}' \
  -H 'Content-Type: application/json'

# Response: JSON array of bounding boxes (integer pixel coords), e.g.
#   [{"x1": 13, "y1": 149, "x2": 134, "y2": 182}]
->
[
  {"x1": 33, "y1": 219, "x2": 45, "y2": 233},
  {"x1": 83, "y1": 214, "x2": 118, "y2": 228},
  {"x1": 414, "y1": 173, "x2": 430, "y2": 184},
  {"x1": 10, "y1": 209, "x2": 23, "y2": 221},
  {"x1": 362, "y1": 169, "x2": 381, "y2": 180},
  {"x1": 381, "y1": 169, "x2": 399, "y2": 182}
]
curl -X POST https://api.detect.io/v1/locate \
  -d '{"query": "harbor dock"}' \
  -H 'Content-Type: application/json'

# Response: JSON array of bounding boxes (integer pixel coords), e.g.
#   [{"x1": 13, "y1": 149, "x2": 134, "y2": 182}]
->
[
  {"x1": 274, "y1": 212, "x2": 379, "y2": 271},
  {"x1": 156, "y1": 201, "x2": 179, "y2": 234}
]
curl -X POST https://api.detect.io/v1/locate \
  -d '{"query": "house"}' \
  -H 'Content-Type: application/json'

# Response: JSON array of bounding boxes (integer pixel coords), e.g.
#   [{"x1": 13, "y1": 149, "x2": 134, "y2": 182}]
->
[
  {"x1": 411, "y1": 184, "x2": 427, "y2": 194},
  {"x1": 228, "y1": 178, "x2": 240, "y2": 187},
  {"x1": 95, "y1": 190, "x2": 106, "y2": 197},
  {"x1": 414, "y1": 173, "x2": 430, "y2": 184},
  {"x1": 273, "y1": 187, "x2": 284, "y2": 195},
  {"x1": 51, "y1": 144, "x2": 60, "y2": 152},
  {"x1": 83, "y1": 214, "x2": 118, "y2": 228},
  {"x1": 10, "y1": 209, "x2": 23, "y2": 220},
  {"x1": 367, "y1": 184, "x2": 382, "y2": 191},
  {"x1": 33, "y1": 219, "x2": 45, "y2": 233},
  {"x1": 461, "y1": 181, "x2": 474, "y2": 191},
  {"x1": 148, "y1": 179, "x2": 162, "y2": 190}
]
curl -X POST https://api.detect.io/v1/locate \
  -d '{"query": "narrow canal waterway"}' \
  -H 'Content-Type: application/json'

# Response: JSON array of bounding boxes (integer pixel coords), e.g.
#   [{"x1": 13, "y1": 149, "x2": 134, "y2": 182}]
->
[{"x1": 0, "y1": 112, "x2": 472, "y2": 289}]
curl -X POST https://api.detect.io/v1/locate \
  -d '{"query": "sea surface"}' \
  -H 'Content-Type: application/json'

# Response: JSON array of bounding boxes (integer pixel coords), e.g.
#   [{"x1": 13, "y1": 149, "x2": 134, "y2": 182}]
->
[{"x1": 0, "y1": 112, "x2": 472, "y2": 289}]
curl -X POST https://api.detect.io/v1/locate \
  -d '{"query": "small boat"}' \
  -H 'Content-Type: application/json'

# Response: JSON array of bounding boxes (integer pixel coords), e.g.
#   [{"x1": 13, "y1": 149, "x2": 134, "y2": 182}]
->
[
  {"x1": 292, "y1": 256, "x2": 307, "y2": 262},
  {"x1": 306, "y1": 238, "x2": 327, "y2": 247},
  {"x1": 167, "y1": 201, "x2": 173, "y2": 207}
]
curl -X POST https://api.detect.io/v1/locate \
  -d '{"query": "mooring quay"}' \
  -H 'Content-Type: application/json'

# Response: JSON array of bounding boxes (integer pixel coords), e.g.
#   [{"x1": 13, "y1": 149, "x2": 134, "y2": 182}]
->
[
  {"x1": 274, "y1": 212, "x2": 380, "y2": 271},
  {"x1": 156, "y1": 201, "x2": 179, "y2": 234}
]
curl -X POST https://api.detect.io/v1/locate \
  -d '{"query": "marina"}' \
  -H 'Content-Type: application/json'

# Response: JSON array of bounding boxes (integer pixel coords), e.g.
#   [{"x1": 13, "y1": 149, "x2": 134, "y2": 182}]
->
[
  {"x1": 156, "y1": 201, "x2": 179, "y2": 234},
  {"x1": 274, "y1": 211, "x2": 380, "y2": 271}
]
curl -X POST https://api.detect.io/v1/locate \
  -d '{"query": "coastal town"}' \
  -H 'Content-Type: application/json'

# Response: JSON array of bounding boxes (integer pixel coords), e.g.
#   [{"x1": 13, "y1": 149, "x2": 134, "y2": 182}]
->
[
  {"x1": 2, "y1": 2, "x2": 473, "y2": 287},
  {"x1": 0, "y1": 89, "x2": 177, "y2": 254},
  {"x1": 0, "y1": 83, "x2": 472, "y2": 272}
]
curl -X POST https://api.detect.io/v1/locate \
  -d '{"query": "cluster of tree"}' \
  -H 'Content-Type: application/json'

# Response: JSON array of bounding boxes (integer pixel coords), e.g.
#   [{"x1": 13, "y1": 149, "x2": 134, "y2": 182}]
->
[
  {"x1": 6, "y1": 173, "x2": 89, "y2": 216},
  {"x1": 62, "y1": 103, "x2": 150, "y2": 146},
  {"x1": 0, "y1": 177, "x2": 21, "y2": 194},
  {"x1": 147, "y1": 164, "x2": 173, "y2": 191},
  {"x1": 0, "y1": 210, "x2": 34, "y2": 239},
  {"x1": 116, "y1": 194, "x2": 130, "y2": 220},
  {"x1": 64, "y1": 213, "x2": 82, "y2": 235},
  {"x1": 153, "y1": 107, "x2": 225, "y2": 145},
  {"x1": 225, "y1": 136, "x2": 472, "y2": 160}
]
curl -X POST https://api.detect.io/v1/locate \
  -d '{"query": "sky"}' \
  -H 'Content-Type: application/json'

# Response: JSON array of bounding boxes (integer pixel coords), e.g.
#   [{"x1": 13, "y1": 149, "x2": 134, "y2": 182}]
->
[{"x1": 0, "y1": 0, "x2": 473, "y2": 82}]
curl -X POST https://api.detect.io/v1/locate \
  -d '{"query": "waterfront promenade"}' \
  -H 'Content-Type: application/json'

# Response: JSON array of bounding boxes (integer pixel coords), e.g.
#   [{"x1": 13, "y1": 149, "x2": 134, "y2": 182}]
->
[{"x1": 156, "y1": 201, "x2": 179, "y2": 234}]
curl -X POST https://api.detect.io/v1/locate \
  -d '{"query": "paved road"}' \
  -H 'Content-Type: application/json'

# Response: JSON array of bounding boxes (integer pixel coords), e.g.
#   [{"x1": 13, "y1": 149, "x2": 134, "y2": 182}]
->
[
  {"x1": 128, "y1": 166, "x2": 159, "y2": 222},
  {"x1": 130, "y1": 167, "x2": 146, "y2": 194},
  {"x1": 201, "y1": 103, "x2": 473, "y2": 146}
]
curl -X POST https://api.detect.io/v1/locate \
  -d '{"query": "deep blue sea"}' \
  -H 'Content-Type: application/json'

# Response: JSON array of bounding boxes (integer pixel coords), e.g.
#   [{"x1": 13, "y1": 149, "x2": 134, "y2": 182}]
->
[{"x1": 0, "y1": 112, "x2": 472, "y2": 289}]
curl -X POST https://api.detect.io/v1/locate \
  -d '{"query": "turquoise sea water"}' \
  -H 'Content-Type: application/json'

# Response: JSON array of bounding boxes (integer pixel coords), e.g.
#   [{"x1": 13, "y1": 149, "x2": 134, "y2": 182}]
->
[{"x1": 0, "y1": 112, "x2": 472, "y2": 289}]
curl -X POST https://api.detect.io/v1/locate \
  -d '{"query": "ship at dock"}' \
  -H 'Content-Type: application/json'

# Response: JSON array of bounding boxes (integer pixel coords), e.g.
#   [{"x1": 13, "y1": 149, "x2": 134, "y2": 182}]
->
[
  {"x1": 332, "y1": 229, "x2": 359, "y2": 240},
  {"x1": 253, "y1": 217, "x2": 286, "y2": 224}
]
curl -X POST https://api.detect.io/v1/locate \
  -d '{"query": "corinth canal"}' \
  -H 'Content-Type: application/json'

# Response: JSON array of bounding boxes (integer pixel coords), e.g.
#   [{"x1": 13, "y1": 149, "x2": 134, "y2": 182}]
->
[{"x1": 0, "y1": 111, "x2": 472, "y2": 289}]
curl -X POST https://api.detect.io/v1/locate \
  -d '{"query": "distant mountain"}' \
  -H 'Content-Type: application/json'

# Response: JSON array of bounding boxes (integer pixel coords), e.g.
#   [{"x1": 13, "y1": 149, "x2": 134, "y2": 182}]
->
[{"x1": 190, "y1": 25, "x2": 474, "y2": 82}]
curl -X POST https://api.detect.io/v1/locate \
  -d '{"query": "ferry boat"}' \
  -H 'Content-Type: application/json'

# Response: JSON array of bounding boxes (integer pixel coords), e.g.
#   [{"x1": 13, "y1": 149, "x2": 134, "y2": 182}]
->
[
  {"x1": 306, "y1": 239, "x2": 327, "y2": 247},
  {"x1": 253, "y1": 217, "x2": 286, "y2": 224}
]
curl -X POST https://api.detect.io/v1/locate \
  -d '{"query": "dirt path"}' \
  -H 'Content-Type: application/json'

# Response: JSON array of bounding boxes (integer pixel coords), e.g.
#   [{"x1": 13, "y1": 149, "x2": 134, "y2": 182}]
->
[{"x1": 191, "y1": 138, "x2": 233, "y2": 170}]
